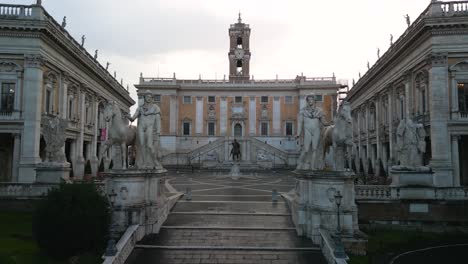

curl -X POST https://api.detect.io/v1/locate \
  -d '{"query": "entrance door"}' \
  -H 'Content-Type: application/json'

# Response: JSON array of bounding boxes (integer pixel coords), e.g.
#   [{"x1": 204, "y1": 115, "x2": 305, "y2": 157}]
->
[{"x1": 234, "y1": 124, "x2": 242, "y2": 137}]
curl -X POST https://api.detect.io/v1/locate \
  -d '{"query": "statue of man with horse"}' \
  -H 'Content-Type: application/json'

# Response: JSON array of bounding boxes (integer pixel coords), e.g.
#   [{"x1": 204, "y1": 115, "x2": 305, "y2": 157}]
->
[{"x1": 230, "y1": 139, "x2": 241, "y2": 162}]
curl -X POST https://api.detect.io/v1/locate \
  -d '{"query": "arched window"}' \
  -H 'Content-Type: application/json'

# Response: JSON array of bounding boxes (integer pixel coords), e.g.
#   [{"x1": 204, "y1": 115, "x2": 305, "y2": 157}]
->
[
  {"x1": 237, "y1": 37, "x2": 243, "y2": 48},
  {"x1": 234, "y1": 123, "x2": 242, "y2": 137}
]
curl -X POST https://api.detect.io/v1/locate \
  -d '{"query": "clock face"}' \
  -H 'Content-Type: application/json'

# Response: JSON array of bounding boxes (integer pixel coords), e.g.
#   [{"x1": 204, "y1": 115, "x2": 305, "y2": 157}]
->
[{"x1": 234, "y1": 49, "x2": 244, "y2": 59}]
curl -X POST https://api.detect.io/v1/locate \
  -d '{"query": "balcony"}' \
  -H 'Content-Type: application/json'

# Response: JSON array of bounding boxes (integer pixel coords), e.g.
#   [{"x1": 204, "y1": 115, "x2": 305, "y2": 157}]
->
[{"x1": 0, "y1": 110, "x2": 21, "y2": 120}]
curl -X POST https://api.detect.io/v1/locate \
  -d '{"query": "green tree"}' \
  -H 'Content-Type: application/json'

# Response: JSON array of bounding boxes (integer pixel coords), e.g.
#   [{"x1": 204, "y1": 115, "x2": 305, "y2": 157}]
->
[{"x1": 33, "y1": 183, "x2": 110, "y2": 259}]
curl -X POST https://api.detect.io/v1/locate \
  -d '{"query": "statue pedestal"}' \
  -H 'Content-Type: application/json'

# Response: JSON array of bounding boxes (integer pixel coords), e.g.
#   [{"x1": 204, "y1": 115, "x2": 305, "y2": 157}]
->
[
  {"x1": 36, "y1": 163, "x2": 71, "y2": 183},
  {"x1": 290, "y1": 170, "x2": 359, "y2": 244},
  {"x1": 390, "y1": 166, "x2": 433, "y2": 187},
  {"x1": 104, "y1": 169, "x2": 169, "y2": 235}
]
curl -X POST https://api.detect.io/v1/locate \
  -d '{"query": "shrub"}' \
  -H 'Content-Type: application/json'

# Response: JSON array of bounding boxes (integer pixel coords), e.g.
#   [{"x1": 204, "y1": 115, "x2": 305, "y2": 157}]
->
[
  {"x1": 84, "y1": 160, "x2": 92, "y2": 175},
  {"x1": 33, "y1": 183, "x2": 110, "y2": 259}
]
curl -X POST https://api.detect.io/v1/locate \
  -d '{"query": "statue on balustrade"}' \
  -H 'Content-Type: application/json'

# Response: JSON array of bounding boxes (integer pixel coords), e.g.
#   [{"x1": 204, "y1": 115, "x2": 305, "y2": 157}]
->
[
  {"x1": 128, "y1": 91, "x2": 166, "y2": 172},
  {"x1": 42, "y1": 115, "x2": 67, "y2": 164},
  {"x1": 295, "y1": 94, "x2": 326, "y2": 170},
  {"x1": 394, "y1": 117, "x2": 427, "y2": 170}
]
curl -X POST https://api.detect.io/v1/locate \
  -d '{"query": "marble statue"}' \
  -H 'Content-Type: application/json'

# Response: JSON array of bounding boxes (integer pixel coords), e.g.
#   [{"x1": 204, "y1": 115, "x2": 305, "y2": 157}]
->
[
  {"x1": 106, "y1": 62, "x2": 110, "y2": 70},
  {"x1": 404, "y1": 14, "x2": 411, "y2": 27},
  {"x1": 322, "y1": 101, "x2": 354, "y2": 171},
  {"x1": 100, "y1": 102, "x2": 137, "y2": 169},
  {"x1": 377, "y1": 48, "x2": 380, "y2": 59},
  {"x1": 394, "y1": 117, "x2": 426, "y2": 169},
  {"x1": 128, "y1": 91, "x2": 166, "y2": 171},
  {"x1": 390, "y1": 34, "x2": 394, "y2": 45},
  {"x1": 62, "y1": 16, "x2": 67, "y2": 28},
  {"x1": 42, "y1": 115, "x2": 67, "y2": 164},
  {"x1": 94, "y1": 49, "x2": 98, "y2": 60},
  {"x1": 295, "y1": 94, "x2": 326, "y2": 170},
  {"x1": 81, "y1": 35, "x2": 86, "y2": 47}
]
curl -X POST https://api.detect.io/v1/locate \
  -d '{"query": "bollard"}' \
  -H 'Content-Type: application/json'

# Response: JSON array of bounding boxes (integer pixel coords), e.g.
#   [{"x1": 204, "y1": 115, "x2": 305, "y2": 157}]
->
[
  {"x1": 185, "y1": 187, "x2": 192, "y2": 201},
  {"x1": 272, "y1": 189, "x2": 278, "y2": 202}
]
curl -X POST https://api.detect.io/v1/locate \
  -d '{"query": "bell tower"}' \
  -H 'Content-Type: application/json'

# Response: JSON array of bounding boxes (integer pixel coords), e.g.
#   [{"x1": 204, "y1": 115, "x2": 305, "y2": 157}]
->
[{"x1": 229, "y1": 13, "x2": 251, "y2": 81}]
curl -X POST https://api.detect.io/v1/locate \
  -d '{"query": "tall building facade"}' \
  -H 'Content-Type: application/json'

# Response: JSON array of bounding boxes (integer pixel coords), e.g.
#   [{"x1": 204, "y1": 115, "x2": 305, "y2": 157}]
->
[
  {"x1": 0, "y1": 2, "x2": 135, "y2": 182},
  {"x1": 136, "y1": 15, "x2": 343, "y2": 168},
  {"x1": 347, "y1": 1, "x2": 468, "y2": 187}
]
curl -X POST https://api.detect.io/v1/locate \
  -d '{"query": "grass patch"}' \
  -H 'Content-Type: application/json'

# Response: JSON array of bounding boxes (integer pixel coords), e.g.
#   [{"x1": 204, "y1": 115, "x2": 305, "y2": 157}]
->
[
  {"x1": 349, "y1": 227, "x2": 468, "y2": 264},
  {"x1": 0, "y1": 210, "x2": 101, "y2": 264}
]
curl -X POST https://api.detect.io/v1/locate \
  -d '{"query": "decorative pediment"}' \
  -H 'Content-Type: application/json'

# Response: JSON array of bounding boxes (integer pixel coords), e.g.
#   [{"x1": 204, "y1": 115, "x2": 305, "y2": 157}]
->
[
  {"x1": 0, "y1": 61, "x2": 22, "y2": 73},
  {"x1": 450, "y1": 61, "x2": 468, "y2": 72}
]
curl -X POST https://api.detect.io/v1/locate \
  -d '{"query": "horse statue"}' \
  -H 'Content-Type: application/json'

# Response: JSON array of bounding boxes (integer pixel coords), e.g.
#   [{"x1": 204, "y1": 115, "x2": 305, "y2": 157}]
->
[
  {"x1": 323, "y1": 101, "x2": 354, "y2": 170},
  {"x1": 230, "y1": 139, "x2": 241, "y2": 161},
  {"x1": 100, "y1": 102, "x2": 137, "y2": 169}
]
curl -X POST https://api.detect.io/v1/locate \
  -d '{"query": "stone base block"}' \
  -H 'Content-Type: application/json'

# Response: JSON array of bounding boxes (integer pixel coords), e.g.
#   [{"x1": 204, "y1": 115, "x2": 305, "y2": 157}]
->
[
  {"x1": 257, "y1": 161, "x2": 273, "y2": 169},
  {"x1": 36, "y1": 163, "x2": 71, "y2": 183},
  {"x1": 390, "y1": 169, "x2": 434, "y2": 187}
]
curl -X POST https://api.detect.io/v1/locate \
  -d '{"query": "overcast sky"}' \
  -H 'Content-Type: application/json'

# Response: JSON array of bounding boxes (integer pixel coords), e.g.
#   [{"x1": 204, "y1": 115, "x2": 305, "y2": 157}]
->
[{"x1": 6, "y1": 0, "x2": 438, "y2": 110}]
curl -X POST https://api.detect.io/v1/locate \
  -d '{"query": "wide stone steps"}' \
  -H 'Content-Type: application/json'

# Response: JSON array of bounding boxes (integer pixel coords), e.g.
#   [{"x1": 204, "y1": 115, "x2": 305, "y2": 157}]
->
[
  {"x1": 138, "y1": 228, "x2": 316, "y2": 248},
  {"x1": 172, "y1": 201, "x2": 290, "y2": 214},
  {"x1": 163, "y1": 213, "x2": 292, "y2": 228}
]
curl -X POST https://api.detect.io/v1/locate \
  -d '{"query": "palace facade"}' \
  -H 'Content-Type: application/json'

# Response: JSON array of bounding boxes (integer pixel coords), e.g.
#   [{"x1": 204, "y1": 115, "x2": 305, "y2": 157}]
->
[
  {"x1": 347, "y1": 1, "x2": 468, "y2": 187},
  {"x1": 136, "y1": 15, "x2": 344, "y2": 168},
  {"x1": 0, "y1": 2, "x2": 135, "y2": 182}
]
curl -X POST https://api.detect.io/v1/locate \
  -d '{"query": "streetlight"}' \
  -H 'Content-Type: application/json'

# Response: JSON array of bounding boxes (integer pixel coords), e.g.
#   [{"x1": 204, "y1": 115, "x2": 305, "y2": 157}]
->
[
  {"x1": 104, "y1": 189, "x2": 118, "y2": 256},
  {"x1": 333, "y1": 190, "x2": 346, "y2": 258}
]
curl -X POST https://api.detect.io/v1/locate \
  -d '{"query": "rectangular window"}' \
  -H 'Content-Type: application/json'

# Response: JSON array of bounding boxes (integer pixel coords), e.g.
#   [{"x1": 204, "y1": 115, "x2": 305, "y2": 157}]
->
[
  {"x1": 154, "y1": 95, "x2": 161, "y2": 103},
  {"x1": 261, "y1": 122, "x2": 268, "y2": 136},
  {"x1": 68, "y1": 99, "x2": 73, "y2": 119},
  {"x1": 235, "y1": 96, "x2": 243, "y2": 103},
  {"x1": 183, "y1": 122, "x2": 191, "y2": 135},
  {"x1": 285, "y1": 122, "x2": 293, "y2": 136},
  {"x1": 0, "y1": 83, "x2": 15, "y2": 112},
  {"x1": 183, "y1": 96, "x2": 192, "y2": 104},
  {"x1": 315, "y1": 94, "x2": 323, "y2": 102},
  {"x1": 208, "y1": 96, "x2": 215, "y2": 103},
  {"x1": 208, "y1": 122, "x2": 215, "y2": 136},
  {"x1": 458, "y1": 83, "x2": 468, "y2": 113},
  {"x1": 285, "y1": 96, "x2": 293, "y2": 104},
  {"x1": 261, "y1": 96, "x2": 269, "y2": 103},
  {"x1": 45, "y1": 90, "x2": 51, "y2": 113}
]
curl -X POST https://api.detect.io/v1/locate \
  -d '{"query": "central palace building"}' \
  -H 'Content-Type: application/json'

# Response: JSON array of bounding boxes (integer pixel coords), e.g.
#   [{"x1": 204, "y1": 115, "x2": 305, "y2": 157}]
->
[{"x1": 135, "y1": 15, "x2": 344, "y2": 168}]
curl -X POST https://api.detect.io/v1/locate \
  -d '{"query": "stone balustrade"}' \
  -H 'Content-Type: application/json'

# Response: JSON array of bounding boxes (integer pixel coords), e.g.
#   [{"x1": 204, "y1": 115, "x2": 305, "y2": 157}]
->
[
  {"x1": 439, "y1": 1, "x2": 468, "y2": 16},
  {"x1": 139, "y1": 76, "x2": 336, "y2": 86},
  {"x1": 0, "y1": 4, "x2": 32, "y2": 17},
  {"x1": 0, "y1": 182, "x2": 58, "y2": 198},
  {"x1": 0, "y1": 110, "x2": 21, "y2": 120},
  {"x1": 355, "y1": 185, "x2": 468, "y2": 201}
]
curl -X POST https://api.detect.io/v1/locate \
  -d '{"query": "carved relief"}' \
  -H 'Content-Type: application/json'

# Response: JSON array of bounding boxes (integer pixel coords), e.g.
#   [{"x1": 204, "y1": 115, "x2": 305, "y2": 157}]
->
[
  {"x1": 41, "y1": 115, "x2": 67, "y2": 164},
  {"x1": 207, "y1": 104, "x2": 216, "y2": 120},
  {"x1": 429, "y1": 53, "x2": 447, "y2": 66},
  {"x1": 0, "y1": 61, "x2": 22, "y2": 72},
  {"x1": 24, "y1": 54, "x2": 45, "y2": 68}
]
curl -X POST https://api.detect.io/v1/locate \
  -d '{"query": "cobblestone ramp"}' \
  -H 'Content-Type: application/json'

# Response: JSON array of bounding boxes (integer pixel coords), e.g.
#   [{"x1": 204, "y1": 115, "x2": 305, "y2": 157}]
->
[{"x1": 125, "y1": 172, "x2": 326, "y2": 264}]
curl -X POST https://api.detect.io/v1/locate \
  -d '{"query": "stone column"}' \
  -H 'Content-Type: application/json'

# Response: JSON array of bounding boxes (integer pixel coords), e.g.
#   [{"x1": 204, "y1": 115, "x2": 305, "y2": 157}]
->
[
  {"x1": 429, "y1": 53, "x2": 453, "y2": 187},
  {"x1": 14, "y1": 72, "x2": 22, "y2": 113},
  {"x1": 74, "y1": 87, "x2": 86, "y2": 179},
  {"x1": 388, "y1": 86, "x2": 394, "y2": 162},
  {"x1": 365, "y1": 103, "x2": 370, "y2": 165},
  {"x1": 91, "y1": 98, "x2": 99, "y2": 176},
  {"x1": 195, "y1": 96, "x2": 203, "y2": 135},
  {"x1": 375, "y1": 98, "x2": 381, "y2": 174},
  {"x1": 18, "y1": 54, "x2": 45, "y2": 182},
  {"x1": 273, "y1": 96, "x2": 281, "y2": 135},
  {"x1": 220, "y1": 97, "x2": 227, "y2": 136},
  {"x1": 12, "y1": 133, "x2": 21, "y2": 182},
  {"x1": 169, "y1": 95, "x2": 177, "y2": 135},
  {"x1": 249, "y1": 96, "x2": 256, "y2": 135},
  {"x1": 298, "y1": 95, "x2": 305, "y2": 134},
  {"x1": 451, "y1": 136, "x2": 460, "y2": 187},
  {"x1": 404, "y1": 72, "x2": 412, "y2": 117},
  {"x1": 450, "y1": 72, "x2": 459, "y2": 119},
  {"x1": 60, "y1": 72, "x2": 69, "y2": 119}
]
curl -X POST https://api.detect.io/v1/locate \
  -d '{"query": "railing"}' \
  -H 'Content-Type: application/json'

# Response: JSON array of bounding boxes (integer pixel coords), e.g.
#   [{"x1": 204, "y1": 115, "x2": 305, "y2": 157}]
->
[
  {"x1": 0, "y1": 4, "x2": 32, "y2": 17},
  {"x1": 460, "y1": 111, "x2": 468, "y2": 119},
  {"x1": 438, "y1": 1, "x2": 468, "y2": 16},
  {"x1": 0, "y1": 183, "x2": 58, "y2": 198},
  {"x1": 0, "y1": 110, "x2": 21, "y2": 120},
  {"x1": 139, "y1": 76, "x2": 337, "y2": 86},
  {"x1": 355, "y1": 185, "x2": 468, "y2": 201}
]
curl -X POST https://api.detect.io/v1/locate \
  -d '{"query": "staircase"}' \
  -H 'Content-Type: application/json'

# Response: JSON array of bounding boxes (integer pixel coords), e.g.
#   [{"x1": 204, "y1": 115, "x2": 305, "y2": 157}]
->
[{"x1": 125, "y1": 173, "x2": 326, "y2": 264}]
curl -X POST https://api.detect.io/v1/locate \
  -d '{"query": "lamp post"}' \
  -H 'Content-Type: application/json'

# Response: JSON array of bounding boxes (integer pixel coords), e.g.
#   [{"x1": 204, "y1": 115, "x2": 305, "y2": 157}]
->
[
  {"x1": 333, "y1": 190, "x2": 346, "y2": 258},
  {"x1": 104, "y1": 189, "x2": 118, "y2": 256}
]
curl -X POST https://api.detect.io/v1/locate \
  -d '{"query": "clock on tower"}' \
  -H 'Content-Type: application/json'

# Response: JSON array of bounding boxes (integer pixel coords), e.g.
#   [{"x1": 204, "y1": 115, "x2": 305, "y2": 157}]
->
[{"x1": 228, "y1": 13, "x2": 251, "y2": 81}]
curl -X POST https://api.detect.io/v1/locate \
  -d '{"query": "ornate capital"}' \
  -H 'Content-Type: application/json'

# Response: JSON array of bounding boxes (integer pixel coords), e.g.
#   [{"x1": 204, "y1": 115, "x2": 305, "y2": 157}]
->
[
  {"x1": 429, "y1": 53, "x2": 447, "y2": 67},
  {"x1": 24, "y1": 54, "x2": 45, "y2": 69}
]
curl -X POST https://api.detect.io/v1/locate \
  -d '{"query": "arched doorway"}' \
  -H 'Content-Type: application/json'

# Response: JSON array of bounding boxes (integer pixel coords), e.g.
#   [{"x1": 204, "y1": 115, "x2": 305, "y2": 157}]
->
[{"x1": 234, "y1": 124, "x2": 242, "y2": 137}]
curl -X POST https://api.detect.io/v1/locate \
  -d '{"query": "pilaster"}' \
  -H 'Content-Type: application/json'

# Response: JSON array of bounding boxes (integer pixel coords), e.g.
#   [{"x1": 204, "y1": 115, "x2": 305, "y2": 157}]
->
[
  {"x1": 249, "y1": 96, "x2": 256, "y2": 136},
  {"x1": 428, "y1": 53, "x2": 453, "y2": 187},
  {"x1": 169, "y1": 95, "x2": 177, "y2": 135},
  {"x1": 273, "y1": 96, "x2": 281, "y2": 135},
  {"x1": 220, "y1": 97, "x2": 227, "y2": 136},
  {"x1": 195, "y1": 96, "x2": 203, "y2": 135},
  {"x1": 18, "y1": 54, "x2": 45, "y2": 182}
]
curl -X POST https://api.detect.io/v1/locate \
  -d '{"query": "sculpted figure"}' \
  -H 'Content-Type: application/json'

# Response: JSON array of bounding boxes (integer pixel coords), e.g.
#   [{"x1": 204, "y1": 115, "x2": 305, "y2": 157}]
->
[
  {"x1": 395, "y1": 117, "x2": 426, "y2": 168},
  {"x1": 128, "y1": 91, "x2": 166, "y2": 171},
  {"x1": 230, "y1": 139, "x2": 241, "y2": 161},
  {"x1": 42, "y1": 115, "x2": 67, "y2": 164},
  {"x1": 295, "y1": 94, "x2": 326, "y2": 170}
]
